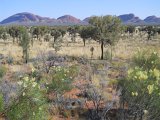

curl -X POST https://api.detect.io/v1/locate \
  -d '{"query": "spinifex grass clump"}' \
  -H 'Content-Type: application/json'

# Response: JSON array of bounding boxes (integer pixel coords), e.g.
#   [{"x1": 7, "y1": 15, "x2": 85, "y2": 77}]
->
[
  {"x1": 47, "y1": 65, "x2": 78, "y2": 94},
  {"x1": 133, "y1": 50, "x2": 160, "y2": 70}
]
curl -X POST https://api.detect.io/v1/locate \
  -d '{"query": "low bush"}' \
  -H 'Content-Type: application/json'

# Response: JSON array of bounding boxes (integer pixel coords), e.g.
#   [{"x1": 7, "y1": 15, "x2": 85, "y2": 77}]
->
[
  {"x1": 0, "y1": 65, "x2": 7, "y2": 78},
  {"x1": 133, "y1": 50, "x2": 160, "y2": 70},
  {"x1": 47, "y1": 65, "x2": 78, "y2": 94},
  {"x1": 6, "y1": 76, "x2": 49, "y2": 120},
  {"x1": 104, "y1": 50, "x2": 112, "y2": 60},
  {"x1": 0, "y1": 93, "x2": 4, "y2": 112},
  {"x1": 6, "y1": 56, "x2": 14, "y2": 65},
  {"x1": 118, "y1": 51, "x2": 160, "y2": 119}
]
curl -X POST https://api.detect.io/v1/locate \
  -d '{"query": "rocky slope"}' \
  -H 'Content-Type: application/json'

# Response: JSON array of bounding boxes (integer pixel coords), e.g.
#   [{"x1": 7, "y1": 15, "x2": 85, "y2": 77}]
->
[{"x1": 1, "y1": 12, "x2": 160, "y2": 26}]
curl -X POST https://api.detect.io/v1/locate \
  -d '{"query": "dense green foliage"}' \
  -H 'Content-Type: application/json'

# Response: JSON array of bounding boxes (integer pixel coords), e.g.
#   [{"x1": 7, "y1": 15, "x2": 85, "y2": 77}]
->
[
  {"x1": 7, "y1": 76, "x2": 48, "y2": 120},
  {"x1": 0, "y1": 66, "x2": 7, "y2": 78},
  {"x1": 47, "y1": 65, "x2": 78, "y2": 94},
  {"x1": 79, "y1": 26, "x2": 96, "y2": 46},
  {"x1": 119, "y1": 51, "x2": 160, "y2": 119},
  {"x1": 19, "y1": 27, "x2": 30, "y2": 63}
]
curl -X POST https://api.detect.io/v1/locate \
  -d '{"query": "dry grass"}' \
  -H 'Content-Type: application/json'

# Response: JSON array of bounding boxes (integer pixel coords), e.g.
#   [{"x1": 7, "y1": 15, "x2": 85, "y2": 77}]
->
[{"x1": 0, "y1": 35, "x2": 160, "y2": 63}]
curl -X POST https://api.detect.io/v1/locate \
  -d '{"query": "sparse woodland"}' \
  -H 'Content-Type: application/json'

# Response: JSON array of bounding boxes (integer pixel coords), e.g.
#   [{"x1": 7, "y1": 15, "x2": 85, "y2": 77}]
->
[{"x1": 0, "y1": 15, "x2": 160, "y2": 120}]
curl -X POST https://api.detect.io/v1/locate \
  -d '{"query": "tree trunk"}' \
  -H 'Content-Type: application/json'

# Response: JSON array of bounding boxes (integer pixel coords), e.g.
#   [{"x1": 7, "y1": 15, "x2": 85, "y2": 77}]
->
[
  {"x1": 25, "y1": 49, "x2": 28, "y2": 64},
  {"x1": 83, "y1": 39, "x2": 86, "y2": 47},
  {"x1": 101, "y1": 40, "x2": 104, "y2": 60},
  {"x1": 31, "y1": 37, "x2": 34, "y2": 46},
  {"x1": 111, "y1": 45, "x2": 113, "y2": 61}
]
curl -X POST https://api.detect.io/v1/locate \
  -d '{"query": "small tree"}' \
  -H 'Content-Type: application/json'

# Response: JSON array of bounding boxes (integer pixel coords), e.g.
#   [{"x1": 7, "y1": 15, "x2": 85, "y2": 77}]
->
[
  {"x1": 125, "y1": 25, "x2": 135, "y2": 34},
  {"x1": 7, "y1": 26, "x2": 26, "y2": 44},
  {"x1": 31, "y1": 27, "x2": 41, "y2": 41},
  {"x1": 50, "y1": 29, "x2": 62, "y2": 47},
  {"x1": 90, "y1": 47, "x2": 94, "y2": 58},
  {"x1": 44, "y1": 34, "x2": 51, "y2": 42},
  {"x1": 2, "y1": 32, "x2": 7, "y2": 41},
  {"x1": 59, "y1": 28, "x2": 66, "y2": 38},
  {"x1": 142, "y1": 26, "x2": 157, "y2": 40},
  {"x1": 8, "y1": 26, "x2": 17, "y2": 43},
  {"x1": 0, "y1": 27, "x2": 6, "y2": 41},
  {"x1": 79, "y1": 26, "x2": 94, "y2": 46},
  {"x1": 54, "y1": 37, "x2": 63, "y2": 53},
  {"x1": 0, "y1": 27, "x2": 7, "y2": 42},
  {"x1": 19, "y1": 27, "x2": 30, "y2": 63},
  {"x1": 89, "y1": 16, "x2": 122, "y2": 60},
  {"x1": 68, "y1": 26, "x2": 80, "y2": 42}
]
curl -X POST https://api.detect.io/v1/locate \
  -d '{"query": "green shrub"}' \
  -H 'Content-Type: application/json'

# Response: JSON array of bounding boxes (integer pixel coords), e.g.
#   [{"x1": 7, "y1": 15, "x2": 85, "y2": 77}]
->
[
  {"x1": 104, "y1": 50, "x2": 111, "y2": 60},
  {"x1": 133, "y1": 50, "x2": 160, "y2": 70},
  {"x1": 6, "y1": 55, "x2": 14, "y2": 65},
  {"x1": 48, "y1": 65, "x2": 78, "y2": 94},
  {"x1": 0, "y1": 65, "x2": 7, "y2": 78},
  {"x1": 118, "y1": 51, "x2": 160, "y2": 119},
  {"x1": 0, "y1": 93, "x2": 4, "y2": 112},
  {"x1": 6, "y1": 76, "x2": 48, "y2": 120}
]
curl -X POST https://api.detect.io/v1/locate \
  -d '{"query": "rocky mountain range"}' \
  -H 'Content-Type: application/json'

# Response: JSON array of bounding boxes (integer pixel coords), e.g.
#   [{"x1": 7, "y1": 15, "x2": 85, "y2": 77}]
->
[{"x1": 0, "y1": 12, "x2": 160, "y2": 26}]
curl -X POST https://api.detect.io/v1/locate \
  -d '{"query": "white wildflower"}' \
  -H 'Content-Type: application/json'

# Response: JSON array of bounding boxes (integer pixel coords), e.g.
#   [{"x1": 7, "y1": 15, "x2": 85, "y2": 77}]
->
[
  {"x1": 143, "y1": 110, "x2": 148, "y2": 114},
  {"x1": 33, "y1": 112, "x2": 35, "y2": 116},
  {"x1": 32, "y1": 68, "x2": 35, "y2": 73},
  {"x1": 22, "y1": 92, "x2": 25, "y2": 96},
  {"x1": 23, "y1": 83, "x2": 27, "y2": 88},
  {"x1": 31, "y1": 78, "x2": 35, "y2": 81},
  {"x1": 32, "y1": 82, "x2": 37, "y2": 87},
  {"x1": 24, "y1": 77, "x2": 29, "y2": 82},
  {"x1": 17, "y1": 81, "x2": 23, "y2": 86},
  {"x1": 153, "y1": 52, "x2": 157, "y2": 55}
]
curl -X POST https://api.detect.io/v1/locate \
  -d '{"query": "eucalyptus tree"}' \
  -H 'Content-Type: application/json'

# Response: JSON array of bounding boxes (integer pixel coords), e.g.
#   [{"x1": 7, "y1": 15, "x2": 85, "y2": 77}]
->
[
  {"x1": 44, "y1": 34, "x2": 51, "y2": 42},
  {"x1": 31, "y1": 27, "x2": 41, "y2": 41},
  {"x1": 125, "y1": 25, "x2": 135, "y2": 34},
  {"x1": 0, "y1": 27, "x2": 5, "y2": 39},
  {"x1": 50, "y1": 29, "x2": 62, "y2": 47},
  {"x1": 67, "y1": 25, "x2": 80, "y2": 42},
  {"x1": 141, "y1": 26, "x2": 157, "y2": 40},
  {"x1": 89, "y1": 15, "x2": 122, "y2": 60},
  {"x1": 79, "y1": 26, "x2": 96, "y2": 46},
  {"x1": 0, "y1": 27, "x2": 7, "y2": 43},
  {"x1": 8, "y1": 26, "x2": 19, "y2": 43},
  {"x1": 2, "y1": 32, "x2": 8, "y2": 44},
  {"x1": 50, "y1": 29, "x2": 63, "y2": 53},
  {"x1": 59, "y1": 28, "x2": 66, "y2": 38}
]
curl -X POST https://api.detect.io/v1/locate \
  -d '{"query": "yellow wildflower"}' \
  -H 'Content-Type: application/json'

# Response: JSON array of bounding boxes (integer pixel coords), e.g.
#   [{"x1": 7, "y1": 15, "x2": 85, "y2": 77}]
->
[
  {"x1": 153, "y1": 68, "x2": 160, "y2": 79},
  {"x1": 147, "y1": 84, "x2": 154, "y2": 94},
  {"x1": 23, "y1": 77, "x2": 29, "y2": 82},
  {"x1": 131, "y1": 92, "x2": 138, "y2": 96}
]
